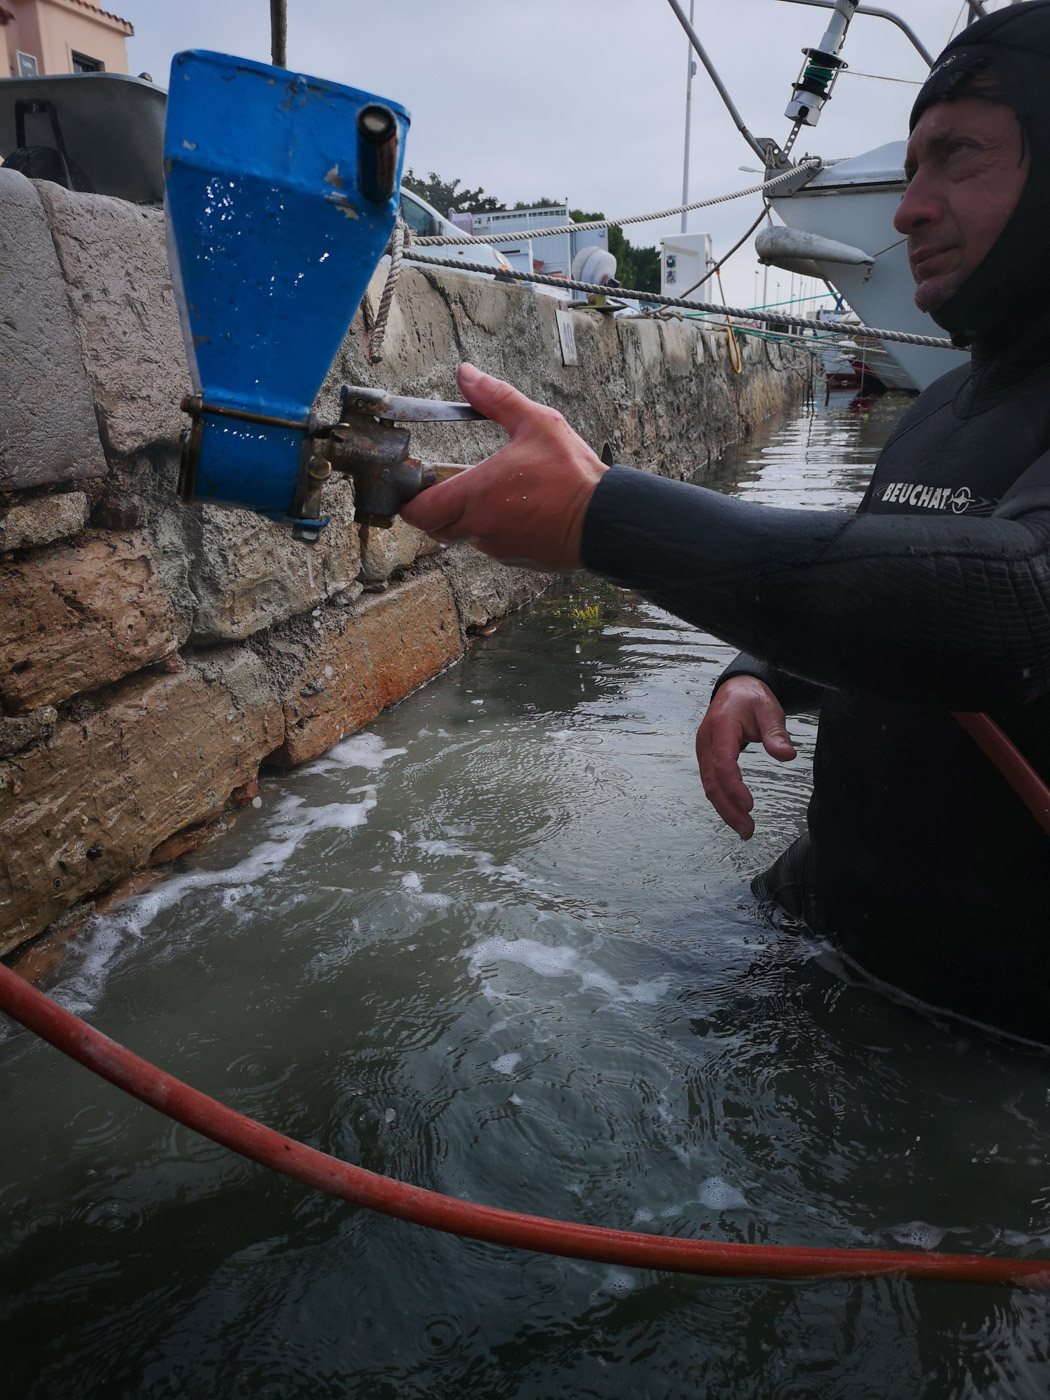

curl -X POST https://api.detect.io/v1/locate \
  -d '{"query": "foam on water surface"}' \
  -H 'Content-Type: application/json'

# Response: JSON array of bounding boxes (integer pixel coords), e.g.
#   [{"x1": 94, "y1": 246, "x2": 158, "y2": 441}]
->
[
  {"x1": 466, "y1": 936, "x2": 669, "y2": 1006},
  {"x1": 697, "y1": 1176, "x2": 750, "y2": 1211},
  {"x1": 889, "y1": 1221, "x2": 947, "y2": 1252},
  {"x1": 299, "y1": 730, "x2": 407, "y2": 777},
  {"x1": 414, "y1": 838, "x2": 541, "y2": 896},
  {"x1": 38, "y1": 791, "x2": 378, "y2": 1016},
  {"x1": 592, "y1": 1268, "x2": 636, "y2": 1302}
]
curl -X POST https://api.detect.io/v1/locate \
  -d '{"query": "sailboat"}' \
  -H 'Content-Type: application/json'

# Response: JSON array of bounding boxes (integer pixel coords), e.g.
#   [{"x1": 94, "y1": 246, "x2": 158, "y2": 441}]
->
[{"x1": 670, "y1": 0, "x2": 1027, "y2": 392}]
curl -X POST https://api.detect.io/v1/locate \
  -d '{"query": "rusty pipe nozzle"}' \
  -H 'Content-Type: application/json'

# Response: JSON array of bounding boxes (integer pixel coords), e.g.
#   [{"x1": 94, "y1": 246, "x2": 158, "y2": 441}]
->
[{"x1": 325, "y1": 417, "x2": 426, "y2": 527}]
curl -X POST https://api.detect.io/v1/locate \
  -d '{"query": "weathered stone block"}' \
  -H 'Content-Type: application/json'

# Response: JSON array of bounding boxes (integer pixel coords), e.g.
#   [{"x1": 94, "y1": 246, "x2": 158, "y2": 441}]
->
[
  {"x1": 0, "y1": 492, "x2": 88, "y2": 551},
  {"x1": 0, "y1": 530, "x2": 179, "y2": 711},
  {"x1": 267, "y1": 570, "x2": 464, "y2": 766},
  {"x1": 659, "y1": 316, "x2": 700, "y2": 377},
  {"x1": 93, "y1": 491, "x2": 145, "y2": 530},
  {"x1": 0, "y1": 650, "x2": 283, "y2": 953},
  {"x1": 0, "y1": 706, "x2": 58, "y2": 759},
  {"x1": 188, "y1": 480, "x2": 362, "y2": 644},
  {"x1": 34, "y1": 183, "x2": 188, "y2": 461},
  {"x1": 619, "y1": 317, "x2": 665, "y2": 380},
  {"x1": 358, "y1": 516, "x2": 434, "y2": 585},
  {"x1": 0, "y1": 169, "x2": 107, "y2": 490},
  {"x1": 438, "y1": 546, "x2": 548, "y2": 630}
]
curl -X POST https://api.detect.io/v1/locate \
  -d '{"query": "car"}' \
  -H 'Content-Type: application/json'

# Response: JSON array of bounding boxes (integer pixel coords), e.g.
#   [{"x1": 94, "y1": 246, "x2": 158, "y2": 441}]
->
[
  {"x1": 0, "y1": 71, "x2": 165, "y2": 201},
  {"x1": 398, "y1": 186, "x2": 513, "y2": 277}
]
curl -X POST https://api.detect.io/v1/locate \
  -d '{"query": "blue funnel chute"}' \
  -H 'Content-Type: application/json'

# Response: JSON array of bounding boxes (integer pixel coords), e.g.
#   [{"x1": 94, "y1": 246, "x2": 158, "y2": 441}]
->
[{"x1": 164, "y1": 51, "x2": 409, "y2": 525}]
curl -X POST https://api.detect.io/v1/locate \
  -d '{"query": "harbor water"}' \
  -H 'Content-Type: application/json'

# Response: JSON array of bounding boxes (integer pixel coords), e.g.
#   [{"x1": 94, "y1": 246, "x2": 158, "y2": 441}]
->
[{"x1": 4, "y1": 392, "x2": 1050, "y2": 1398}]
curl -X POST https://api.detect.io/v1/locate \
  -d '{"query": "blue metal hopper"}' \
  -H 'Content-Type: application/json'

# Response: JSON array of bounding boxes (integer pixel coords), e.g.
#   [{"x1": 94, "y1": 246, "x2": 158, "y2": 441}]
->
[{"x1": 164, "y1": 50, "x2": 409, "y2": 528}]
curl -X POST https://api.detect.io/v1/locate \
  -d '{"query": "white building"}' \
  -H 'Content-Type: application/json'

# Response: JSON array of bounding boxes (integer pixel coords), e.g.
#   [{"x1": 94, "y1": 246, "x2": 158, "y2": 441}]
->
[{"x1": 465, "y1": 205, "x2": 610, "y2": 295}]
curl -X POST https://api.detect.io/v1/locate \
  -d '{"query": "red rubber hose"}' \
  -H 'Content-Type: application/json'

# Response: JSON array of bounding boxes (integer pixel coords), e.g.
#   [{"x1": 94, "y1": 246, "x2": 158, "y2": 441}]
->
[
  {"x1": 1, "y1": 961, "x2": 1047, "y2": 1290},
  {"x1": 953, "y1": 711, "x2": 1050, "y2": 838}
]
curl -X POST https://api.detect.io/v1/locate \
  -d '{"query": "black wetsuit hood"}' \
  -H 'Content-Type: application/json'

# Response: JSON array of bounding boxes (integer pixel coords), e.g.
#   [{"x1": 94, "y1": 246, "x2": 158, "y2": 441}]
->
[{"x1": 908, "y1": 1, "x2": 1050, "y2": 353}]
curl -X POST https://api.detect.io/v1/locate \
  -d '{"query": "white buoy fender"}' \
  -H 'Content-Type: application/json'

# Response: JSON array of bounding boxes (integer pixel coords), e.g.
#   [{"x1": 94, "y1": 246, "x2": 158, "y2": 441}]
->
[
  {"x1": 755, "y1": 226, "x2": 875, "y2": 280},
  {"x1": 571, "y1": 245, "x2": 618, "y2": 286}
]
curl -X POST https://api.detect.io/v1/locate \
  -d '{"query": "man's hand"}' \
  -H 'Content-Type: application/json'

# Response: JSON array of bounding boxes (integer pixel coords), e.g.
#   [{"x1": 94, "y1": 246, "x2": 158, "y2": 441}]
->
[
  {"x1": 696, "y1": 675, "x2": 797, "y2": 840},
  {"x1": 400, "y1": 364, "x2": 607, "y2": 571}
]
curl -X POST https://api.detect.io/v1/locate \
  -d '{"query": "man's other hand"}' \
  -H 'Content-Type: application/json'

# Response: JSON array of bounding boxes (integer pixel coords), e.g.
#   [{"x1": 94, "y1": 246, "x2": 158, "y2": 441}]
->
[
  {"x1": 400, "y1": 364, "x2": 607, "y2": 571},
  {"x1": 696, "y1": 676, "x2": 797, "y2": 840}
]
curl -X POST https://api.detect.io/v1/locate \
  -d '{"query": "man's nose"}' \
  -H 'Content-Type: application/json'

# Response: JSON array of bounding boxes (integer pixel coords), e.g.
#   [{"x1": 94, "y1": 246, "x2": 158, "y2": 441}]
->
[{"x1": 894, "y1": 172, "x2": 940, "y2": 235}]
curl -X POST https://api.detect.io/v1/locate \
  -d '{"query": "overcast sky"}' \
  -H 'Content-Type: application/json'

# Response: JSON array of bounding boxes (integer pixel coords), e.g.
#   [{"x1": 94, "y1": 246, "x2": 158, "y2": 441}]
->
[{"x1": 117, "y1": 0, "x2": 982, "y2": 306}]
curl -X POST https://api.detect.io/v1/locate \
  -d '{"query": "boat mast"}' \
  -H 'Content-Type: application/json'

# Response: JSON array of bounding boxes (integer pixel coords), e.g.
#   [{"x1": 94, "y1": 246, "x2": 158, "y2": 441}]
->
[
  {"x1": 663, "y1": 0, "x2": 768, "y2": 162},
  {"x1": 680, "y1": 0, "x2": 697, "y2": 233}
]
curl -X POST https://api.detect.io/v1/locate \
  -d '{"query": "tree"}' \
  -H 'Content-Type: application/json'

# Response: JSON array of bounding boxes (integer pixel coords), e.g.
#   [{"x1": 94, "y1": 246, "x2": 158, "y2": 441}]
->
[
  {"x1": 570, "y1": 211, "x2": 661, "y2": 295},
  {"x1": 402, "y1": 168, "x2": 502, "y2": 215},
  {"x1": 513, "y1": 196, "x2": 563, "y2": 210}
]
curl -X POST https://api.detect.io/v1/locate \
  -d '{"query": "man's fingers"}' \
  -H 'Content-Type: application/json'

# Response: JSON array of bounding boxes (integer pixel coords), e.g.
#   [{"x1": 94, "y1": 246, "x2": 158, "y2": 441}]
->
[
  {"x1": 401, "y1": 446, "x2": 517, "y2": 536},
  {"x1": 695, "y1": 678, "x2": 796, "y2": 839},
  {"x1": 754, "y1": 696, "x2": 797, "y2": 761},
  {"x1": 458, "y1": 363, "x2": 542, "y2": 436},
  {"x1": 697, "y1": 727, "x2": 756, "y2": 839},
  {"x1": 706, "y1": 770, "x2": 756, "y2": 839},
  {"x1": 400, "y1": 474, "x2": 469, "y2": 535},
  {"x1": 403, "y1": 373, "x2": 603, "y2": 569},
  {"x1": 760, "y1": 728, "x2": 797, "y2": 761}
]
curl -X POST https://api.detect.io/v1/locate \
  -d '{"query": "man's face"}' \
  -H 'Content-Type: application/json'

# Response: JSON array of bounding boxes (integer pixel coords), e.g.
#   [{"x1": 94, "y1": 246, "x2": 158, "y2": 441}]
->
[{"x1": 894, "y1": 97, "x2": 1030, "y2": 312}]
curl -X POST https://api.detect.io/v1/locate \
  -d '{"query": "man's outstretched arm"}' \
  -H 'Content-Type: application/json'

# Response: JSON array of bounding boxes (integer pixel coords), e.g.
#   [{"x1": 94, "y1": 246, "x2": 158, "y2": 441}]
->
[{"x1": 404, "y1": 366, "x2": 1050, "y2": 713}]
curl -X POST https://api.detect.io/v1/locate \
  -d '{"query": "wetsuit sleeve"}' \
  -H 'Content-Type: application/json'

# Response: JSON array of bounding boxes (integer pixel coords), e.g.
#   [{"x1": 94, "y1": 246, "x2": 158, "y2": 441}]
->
[
  {"x1": 713, "y1": 652, "x2": 825, "y2": 713},
  {"x1": 580, "y1": 463, "x2": 1050, "y2": 711}
]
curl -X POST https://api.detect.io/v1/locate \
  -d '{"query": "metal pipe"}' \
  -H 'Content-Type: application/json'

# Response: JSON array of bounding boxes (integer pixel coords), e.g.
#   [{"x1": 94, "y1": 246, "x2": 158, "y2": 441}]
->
[
  {"x1": 774, "y1": 0, "x2": 934, "y2": 67},
  {"x1": 664, "y1": 0, "x2": 767, "y2": 161},
  {"x1": 180, "y1": 395, "x2": 309, "y2": 434},
  {"x1": 269, "y1": 0, "x2": 287, "y2": 67},
  {"x1": 816, "y1": 0, "x2": 859, "y2": 56},
  {"x1": 356, "y1": 105, "x2": 400, "y2": 205}
]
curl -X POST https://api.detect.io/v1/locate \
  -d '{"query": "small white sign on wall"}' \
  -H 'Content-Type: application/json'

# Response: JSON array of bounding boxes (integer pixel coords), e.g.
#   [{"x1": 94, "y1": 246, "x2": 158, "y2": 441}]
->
[{"x1": 556, "y1": 310, "x2": 578, "y2": 367}]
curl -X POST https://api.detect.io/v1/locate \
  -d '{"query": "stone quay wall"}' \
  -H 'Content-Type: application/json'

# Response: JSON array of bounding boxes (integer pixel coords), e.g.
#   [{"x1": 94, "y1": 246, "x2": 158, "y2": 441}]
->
[{"x1": 0, "y1": 166, "x2": 806, "y2": 957}]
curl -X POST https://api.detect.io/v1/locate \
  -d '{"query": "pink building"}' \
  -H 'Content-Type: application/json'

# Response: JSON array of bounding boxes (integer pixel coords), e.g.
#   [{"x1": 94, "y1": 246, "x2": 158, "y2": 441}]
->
[{"x1": 0, "y1": 0, "x2": 132, "y2": 80}]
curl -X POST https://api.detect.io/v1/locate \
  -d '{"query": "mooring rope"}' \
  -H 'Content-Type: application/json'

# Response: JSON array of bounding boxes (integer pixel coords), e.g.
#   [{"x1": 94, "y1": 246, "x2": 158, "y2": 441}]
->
[
  {"x1": 401, "y1": 251, "x2": 955, "y2": 350},
  {"x1": 363, "y1": 215, "x2": 408, "y2": 364},
  {"x1": 410, "y1": 162, "x2": 822, "y2": 246}
]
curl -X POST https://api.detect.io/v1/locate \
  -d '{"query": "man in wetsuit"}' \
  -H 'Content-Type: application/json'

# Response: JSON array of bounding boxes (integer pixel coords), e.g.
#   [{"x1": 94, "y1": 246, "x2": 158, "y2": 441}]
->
[{"x1": 403, "y1": 4, "x2": 1050, "y2": 1041}]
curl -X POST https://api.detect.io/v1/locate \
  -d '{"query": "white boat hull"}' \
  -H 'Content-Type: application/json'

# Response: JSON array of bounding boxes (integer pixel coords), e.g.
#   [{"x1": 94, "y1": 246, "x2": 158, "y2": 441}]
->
[{"x1": 769, "y1": 143, "x2": 970, "y2": 393}]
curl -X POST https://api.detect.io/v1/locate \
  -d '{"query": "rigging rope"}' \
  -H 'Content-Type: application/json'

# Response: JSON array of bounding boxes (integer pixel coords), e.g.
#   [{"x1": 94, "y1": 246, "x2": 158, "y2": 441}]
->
[
  {"x1": 680, "y1": 206, "x2": 770, "y2": 300},
  {"x1": 717, "y1": 269, "x2": 743, "y2": 374},
  {"x1": 362, "y1": 215, "x2": 407, "y2": 364},
  {"x1": 401, "y1": 251, "x2": 955, "y2": 349},
  {"x1": 411, "y1": 162, "x2": 822, "y2": 247},
  {"x1": 1, "y1": 959, "x2": 1047, "y2": 1290}
]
